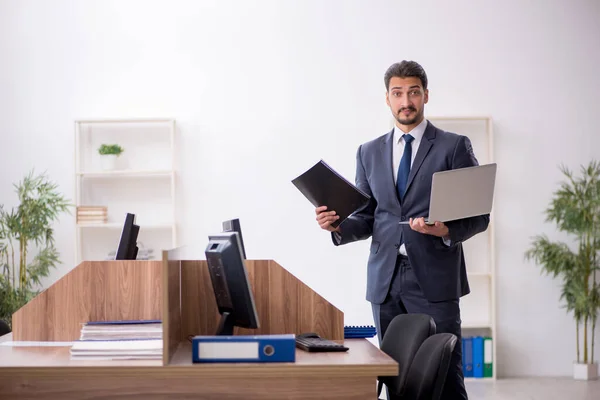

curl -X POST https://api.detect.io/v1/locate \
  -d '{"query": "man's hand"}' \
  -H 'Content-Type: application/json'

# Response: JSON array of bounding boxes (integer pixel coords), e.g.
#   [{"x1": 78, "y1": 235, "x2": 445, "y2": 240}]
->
[
  {"x1": 315, "y1": 206, "x2": 340, "y2": 232},
  {"x1": 409, "y1": 217, "x2": 450, "y2": 239}
]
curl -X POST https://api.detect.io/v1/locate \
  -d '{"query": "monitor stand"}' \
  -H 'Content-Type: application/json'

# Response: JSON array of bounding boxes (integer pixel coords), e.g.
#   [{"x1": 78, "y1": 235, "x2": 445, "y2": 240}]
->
[{"x1": 215, "y1": 311, "x2": 235, "y2": 336}]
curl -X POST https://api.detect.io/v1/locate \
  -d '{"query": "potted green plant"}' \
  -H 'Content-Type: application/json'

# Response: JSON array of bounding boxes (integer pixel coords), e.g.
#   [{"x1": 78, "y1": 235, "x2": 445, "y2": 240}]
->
[
  {"x1": 98, "y1": 144, "x2": 124, "y2": 171},
  {"x1": 525, "y1": 160, "x2": 600, "y2": 380},
  {"x1": 0, "y1": 170, "x2": 71, "y2": 328}
]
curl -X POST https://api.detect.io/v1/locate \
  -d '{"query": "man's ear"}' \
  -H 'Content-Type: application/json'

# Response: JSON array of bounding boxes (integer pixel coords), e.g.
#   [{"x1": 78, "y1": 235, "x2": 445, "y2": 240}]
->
[
  {"x1": 385, "y1": 91, "x2": 390, "y2": 107},
  {"x1": 424, "y1": 89, "x2": 429, "y2": 104}
]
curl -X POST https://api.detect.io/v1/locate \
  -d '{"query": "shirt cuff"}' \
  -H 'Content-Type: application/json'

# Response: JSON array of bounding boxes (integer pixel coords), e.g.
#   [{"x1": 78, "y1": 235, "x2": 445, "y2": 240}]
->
[{"x1": 442, "y1": 236, "x2": 452, "y2": 247}]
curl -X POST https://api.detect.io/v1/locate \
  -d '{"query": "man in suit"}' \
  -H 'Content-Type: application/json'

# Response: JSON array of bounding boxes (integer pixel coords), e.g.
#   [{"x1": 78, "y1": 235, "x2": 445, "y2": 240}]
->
[{"x1": 315, "y1": 60, "x2": 489, "y2": 399}]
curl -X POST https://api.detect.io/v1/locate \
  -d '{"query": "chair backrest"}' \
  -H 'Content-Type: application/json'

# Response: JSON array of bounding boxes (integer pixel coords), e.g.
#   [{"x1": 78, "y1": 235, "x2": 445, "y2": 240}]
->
[
  {"x1": 403, "y1": 332, "x2": 457, "y2": 400},
  {"x1": 0, "y1": 319, "x2": 11, "y2": 336},
  {"x1": 378, "y1": 313, "x2": 436, "y2": 396}
]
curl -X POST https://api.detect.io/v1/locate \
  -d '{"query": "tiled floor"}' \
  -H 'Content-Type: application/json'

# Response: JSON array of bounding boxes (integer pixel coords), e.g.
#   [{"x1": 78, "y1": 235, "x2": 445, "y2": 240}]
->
[{"x1": 465, "y1": 378, "x2": 600, "y2": 400}]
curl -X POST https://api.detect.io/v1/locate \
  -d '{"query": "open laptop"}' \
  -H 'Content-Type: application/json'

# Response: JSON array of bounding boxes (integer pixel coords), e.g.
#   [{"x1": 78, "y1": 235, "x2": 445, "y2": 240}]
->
[{"x1": 400, "y1": 163, "x2": 497, "y2": 225}]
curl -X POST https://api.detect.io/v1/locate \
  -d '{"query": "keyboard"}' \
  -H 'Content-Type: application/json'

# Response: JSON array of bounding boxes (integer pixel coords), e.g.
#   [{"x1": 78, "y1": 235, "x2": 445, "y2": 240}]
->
[{"x1": 295, "y1": 333, "x2": 349, "y2": 352}]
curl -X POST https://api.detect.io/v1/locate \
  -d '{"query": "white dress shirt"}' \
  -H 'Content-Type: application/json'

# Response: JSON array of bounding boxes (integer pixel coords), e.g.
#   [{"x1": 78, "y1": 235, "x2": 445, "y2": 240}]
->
[{"x1": 392, "y1": 118, "x2": 428, "y2": 256}]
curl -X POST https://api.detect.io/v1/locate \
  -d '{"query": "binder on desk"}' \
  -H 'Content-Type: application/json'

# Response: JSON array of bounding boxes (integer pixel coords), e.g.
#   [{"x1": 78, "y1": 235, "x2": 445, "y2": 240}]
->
[
  {"x1": 292, "y1": 160, "x2": 371, "y2": 228},
  {"x1": 192, "y1": 334, "x2": 296, "y2": 363}
]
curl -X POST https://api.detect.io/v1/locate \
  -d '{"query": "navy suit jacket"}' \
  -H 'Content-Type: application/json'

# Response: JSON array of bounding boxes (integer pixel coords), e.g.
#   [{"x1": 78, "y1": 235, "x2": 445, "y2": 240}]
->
[{"x1": 333, "y1": 120, "x2": 489, "y2": 304}]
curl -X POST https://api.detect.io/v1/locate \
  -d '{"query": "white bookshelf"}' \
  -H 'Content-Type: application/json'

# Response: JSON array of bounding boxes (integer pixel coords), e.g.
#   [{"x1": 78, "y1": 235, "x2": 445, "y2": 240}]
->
[
  {"x1": 74, "y1": 118, "x2": 177, "y2": 263},
  {"x1": 427, "y1": 116, "x2": 496, "y2": 380}
]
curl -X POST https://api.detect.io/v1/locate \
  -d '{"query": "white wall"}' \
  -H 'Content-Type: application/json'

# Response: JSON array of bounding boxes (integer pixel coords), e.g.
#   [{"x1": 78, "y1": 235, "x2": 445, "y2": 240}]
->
[{"x1": 1, "y1": 0, "x2": 599, "y2": 377}]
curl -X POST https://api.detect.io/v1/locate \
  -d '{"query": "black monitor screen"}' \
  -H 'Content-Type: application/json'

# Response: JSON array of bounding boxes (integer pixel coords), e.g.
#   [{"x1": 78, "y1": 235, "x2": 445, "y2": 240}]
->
[
  {"x1": 205, "y1": 231, "x2": 259, "y2": 335},
  {"x1": 222, "y1": 218, "x2": 247, "y2": 259},
  {"x1": 115, "y1": 213, "x2": 139, "y2": 260}
]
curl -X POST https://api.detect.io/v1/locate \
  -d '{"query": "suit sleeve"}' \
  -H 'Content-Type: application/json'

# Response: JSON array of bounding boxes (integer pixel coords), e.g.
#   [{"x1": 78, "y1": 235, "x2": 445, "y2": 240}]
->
[
  {"x1": 444, "y1": 135, "x2": 490, "y2": 244},
  {"x1": 331, "y1": 145, "x2": 377, "y2": 246}
]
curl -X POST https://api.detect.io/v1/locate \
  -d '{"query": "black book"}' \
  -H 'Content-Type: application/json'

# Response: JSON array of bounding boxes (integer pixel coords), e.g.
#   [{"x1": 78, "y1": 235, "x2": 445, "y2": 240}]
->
[{"x1": 292, "y1": 160, "x2": 371, "y2": 228}]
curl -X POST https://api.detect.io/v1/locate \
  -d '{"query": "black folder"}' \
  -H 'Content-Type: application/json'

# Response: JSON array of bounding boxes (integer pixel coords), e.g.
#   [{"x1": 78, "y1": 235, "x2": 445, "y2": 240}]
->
[{"x1": 292, "y1": 160, "x2": 371, "y2": 228}]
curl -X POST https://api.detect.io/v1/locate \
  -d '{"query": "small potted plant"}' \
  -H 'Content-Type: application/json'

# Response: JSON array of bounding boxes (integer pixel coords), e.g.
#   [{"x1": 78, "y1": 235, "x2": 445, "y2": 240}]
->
[{"x1": 98, "y1": 144, "x2": 124, "y2": 171}]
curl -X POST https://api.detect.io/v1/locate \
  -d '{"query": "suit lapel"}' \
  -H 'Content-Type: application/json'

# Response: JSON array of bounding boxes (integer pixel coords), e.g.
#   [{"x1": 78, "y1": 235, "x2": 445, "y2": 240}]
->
[
  {"x1": 379, "y1": 129, "x2": 400, "y2": 206},
  {"x1": 406, "y1": 121, "x2": 436, "y2": 194}
]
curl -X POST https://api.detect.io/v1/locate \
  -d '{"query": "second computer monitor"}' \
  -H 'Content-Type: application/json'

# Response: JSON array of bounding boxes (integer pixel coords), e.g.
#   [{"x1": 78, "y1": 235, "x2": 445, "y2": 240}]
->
[
  {"x1": 115, "y1": 213, "x2": 139, "y2": 260},
  {"x1": 205, "y1": 231, "x2": 259, "y2": 336},
  {"x1": 222, "y1": 218, "x2": 247, "y2": 259}
]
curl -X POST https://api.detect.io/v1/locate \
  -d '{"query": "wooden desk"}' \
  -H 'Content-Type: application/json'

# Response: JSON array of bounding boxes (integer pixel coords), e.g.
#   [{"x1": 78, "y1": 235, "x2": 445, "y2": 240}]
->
[{"x1": 0, "y1": 338, "x2": 397, "y2": 399}]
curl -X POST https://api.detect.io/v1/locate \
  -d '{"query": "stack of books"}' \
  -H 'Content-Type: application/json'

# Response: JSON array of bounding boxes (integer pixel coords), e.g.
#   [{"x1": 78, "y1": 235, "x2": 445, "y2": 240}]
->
[
  {"x1": 77, "y1": 206, "x2": 108, "y2": 224},
  {"x1": 70, "y1": 320, "x2": 162, "y2": 360}
]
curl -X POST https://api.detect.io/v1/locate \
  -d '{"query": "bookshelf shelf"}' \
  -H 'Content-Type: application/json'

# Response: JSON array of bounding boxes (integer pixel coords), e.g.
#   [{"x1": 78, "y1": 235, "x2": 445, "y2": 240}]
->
[
  {"x1": 461, "y1": 321, "x2": 492, "y2": 329},
  {"x1": 74, "y1": 119, "x2": 177, "y2": 263},
  {"x1": 464, "y1": 377, "x2": 494, "y2": 382},
  {"x1": 467, "y1": 272, "x2": 491, "y2": 278},
  {"x1": 77, "y1": 169, "x2": 174, "y2": 178},
  {"x1": 77, "y1": 222, "x2": 175, "y2": 229}
]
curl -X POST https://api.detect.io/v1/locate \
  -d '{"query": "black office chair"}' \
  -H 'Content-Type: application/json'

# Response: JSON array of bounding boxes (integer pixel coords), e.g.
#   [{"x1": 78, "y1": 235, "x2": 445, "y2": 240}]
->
[
  {"x1": 377, "y1": 314, "x2": 436, "y2": 399},
  {"x1": 402, "y1": 332, "x2": 458, "y2": 400},
  {"x1": 0, "y1": 319, "x2": 11, "y2": 336}
]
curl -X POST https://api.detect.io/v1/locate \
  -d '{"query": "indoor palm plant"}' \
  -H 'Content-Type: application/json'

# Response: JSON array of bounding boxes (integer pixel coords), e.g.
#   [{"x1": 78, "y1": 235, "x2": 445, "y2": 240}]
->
[
  {"x1": 0, "y1": 170, "x2": 71, "y2": 328},
  {"x1": 525, "y1": 160, "x2": 600, "y2": 380}
]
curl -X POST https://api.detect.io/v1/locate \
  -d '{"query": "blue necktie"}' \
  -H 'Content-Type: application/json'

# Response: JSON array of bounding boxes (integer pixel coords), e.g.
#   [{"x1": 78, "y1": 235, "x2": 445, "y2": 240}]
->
[{"x1": 396, "y1": 134, "x2": 414, "y2": 201}]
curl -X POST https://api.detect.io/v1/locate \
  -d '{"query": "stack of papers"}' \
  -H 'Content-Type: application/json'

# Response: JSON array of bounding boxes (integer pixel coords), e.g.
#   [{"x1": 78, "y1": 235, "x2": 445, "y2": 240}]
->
[
  {"x1": 70, "y1": 320, "x2": 162, "y2": 360},
  {"x1": 79, "y1": 320, "x2": 162, "y2": 341},
  {"x1": 70, "y1": 339, "x2": 162, "y2": 360}
]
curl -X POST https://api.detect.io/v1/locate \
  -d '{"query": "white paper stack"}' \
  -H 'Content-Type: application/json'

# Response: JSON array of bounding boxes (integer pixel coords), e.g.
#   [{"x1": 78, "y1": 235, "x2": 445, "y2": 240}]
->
[
  {"x1": 70, "y1": 339, "x2": 162, "y2": 360},
  {"x1": 79, "y1": 320, "x2": 162, "y2": 341},
  {"x1": 70, "y1": 320, "x2": 162, "y2": 360}
]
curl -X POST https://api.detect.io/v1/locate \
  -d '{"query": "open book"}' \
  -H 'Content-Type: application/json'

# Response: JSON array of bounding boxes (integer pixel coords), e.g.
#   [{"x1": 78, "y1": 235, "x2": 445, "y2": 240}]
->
[{"x1": 292, "y1": 160, "x2": 370, "y2": 228}]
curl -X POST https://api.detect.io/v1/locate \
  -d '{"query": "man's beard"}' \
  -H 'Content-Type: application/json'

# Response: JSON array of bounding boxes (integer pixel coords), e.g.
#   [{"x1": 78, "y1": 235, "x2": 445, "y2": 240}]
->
[{"x1": 394, "y1": 106, "x2": 422, "y2": 126}]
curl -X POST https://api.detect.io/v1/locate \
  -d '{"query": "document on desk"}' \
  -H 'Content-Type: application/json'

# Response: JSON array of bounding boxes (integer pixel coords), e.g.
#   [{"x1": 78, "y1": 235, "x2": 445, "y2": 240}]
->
[
  {"x1": 192, "y1": 334, "x2": 296, "y2": 363},
  {"x1": 70, "y1": 339, "x2": 163, "y2": 360},
  {"x1": 292, "y1": 160, "x2": 370, "y2": 228},
  {"x1": 80, "y1": 319, "x2": 162, "y2": 340}
]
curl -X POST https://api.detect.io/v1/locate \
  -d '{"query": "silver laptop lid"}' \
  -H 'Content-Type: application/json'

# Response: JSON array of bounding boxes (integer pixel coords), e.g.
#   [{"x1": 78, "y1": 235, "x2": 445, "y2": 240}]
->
[{"x1": 428, "y1": 163, "x2": 497, "y2": 223}]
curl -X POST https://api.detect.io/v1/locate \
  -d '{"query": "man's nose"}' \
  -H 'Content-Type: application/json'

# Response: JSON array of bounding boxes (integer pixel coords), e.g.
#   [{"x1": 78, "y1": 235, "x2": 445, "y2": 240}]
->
[{"x1": 399, "y1": 94, "x2": 411, "y2": 108}]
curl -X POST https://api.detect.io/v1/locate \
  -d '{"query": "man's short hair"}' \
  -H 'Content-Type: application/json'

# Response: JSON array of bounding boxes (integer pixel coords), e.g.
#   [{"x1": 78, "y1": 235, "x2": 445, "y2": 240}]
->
[{"x1": 384, "y1": 61, "x2": 428, "y2": 91}]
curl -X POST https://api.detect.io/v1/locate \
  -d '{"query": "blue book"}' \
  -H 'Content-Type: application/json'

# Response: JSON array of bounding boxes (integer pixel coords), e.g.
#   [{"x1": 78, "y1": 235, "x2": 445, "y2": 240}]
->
[
  {"x1": 472, "y1": 336, "x2": 484, "y2": 378},
  {"x1": 192, "y1": 334, "x2": 296, "y2": 363},
  {"x1": 462, "y1": 337, "x2": 474, "y2": 377},
  {"x1": 86, "y1": 320, "x2": 161, "y2": 325}
]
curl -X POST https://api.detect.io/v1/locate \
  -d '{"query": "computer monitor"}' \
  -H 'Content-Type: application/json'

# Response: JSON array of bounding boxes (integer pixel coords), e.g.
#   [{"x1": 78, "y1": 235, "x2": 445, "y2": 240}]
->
[
  {"x1": 222, "y1": 218, "x2": 247, "y2": 259},
  {"x1": 205, "y1": 231, "x2": 259, "y2": 336},
  {"x1": 115, "y1": 213, "x2": 139, "y2": 260}
]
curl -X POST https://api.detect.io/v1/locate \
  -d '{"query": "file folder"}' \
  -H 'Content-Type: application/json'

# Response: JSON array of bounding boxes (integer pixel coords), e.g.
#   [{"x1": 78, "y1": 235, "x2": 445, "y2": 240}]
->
[
  {"x1": 483, "y1": 336, "x2": 493, "y2": 377},
  {"x1": 462, "y1": 337, "x2": 473, "y2": 377},
  {"x1": 472, "y1": 336, "x2": 484, "y2": 378},
  {"x1": 292, "y1": 160, "x2": 371, "y2": 228},
  {"x1": 192, "y1": 334, "x2": 296, "y2": 363}
]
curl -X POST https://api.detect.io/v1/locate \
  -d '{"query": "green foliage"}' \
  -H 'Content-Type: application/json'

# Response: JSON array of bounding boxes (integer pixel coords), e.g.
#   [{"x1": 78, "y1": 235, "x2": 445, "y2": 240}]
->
[
  {"x1": 98, "y1": 144, "x2": 124, "y2": 156},
  {"x1": 0, "y1": 170, "x2": 71, "y2": 328},
  {"x1": 525, "y1": 161, "x2": 600, "y2": 364}
]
